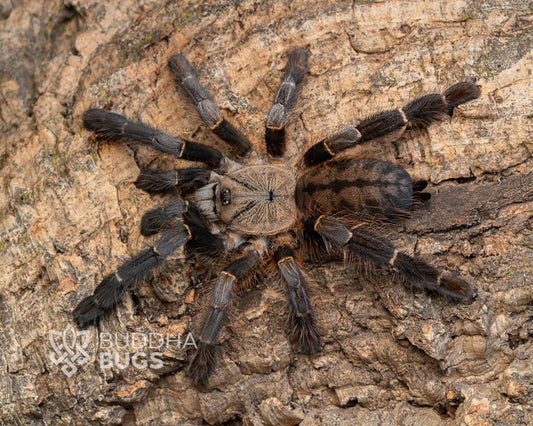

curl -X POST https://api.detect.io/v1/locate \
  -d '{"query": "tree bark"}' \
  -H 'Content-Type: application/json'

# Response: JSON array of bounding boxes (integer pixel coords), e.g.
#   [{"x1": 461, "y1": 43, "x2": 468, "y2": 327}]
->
[{"x1": 0, "y1": 0, "x2": 531, "y2": 424}]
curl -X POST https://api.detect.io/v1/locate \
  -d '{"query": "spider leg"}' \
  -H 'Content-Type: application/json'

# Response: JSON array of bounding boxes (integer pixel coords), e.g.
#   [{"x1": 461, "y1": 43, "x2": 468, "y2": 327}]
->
[
  {"x1": 302, "y1": 80, "x2": 481, "y2": 167},
  {"x1": 168, "y1": 53, "x2": 252, "y2": 157},
  {"x1": 83, "y1": 109, "x2": 224, "y2": 168},
  {"x1": 358, "y1": 80, "x2": 481, "y2": 142},
  {"x1": 413, "y1": 179, "x2": 431, "y2": 202},
  {"x1": 189, "y1": 250, "x2": 261, "y2": 385},
  {"x1": 310, "y1": 216, "x2": 476, "y2": 301},
  {"x1": 274, "y1": 247, "x2": 322, "y2": 354},
  {"x1": 303, "y1": 127, "x2": 362, "y2": 167},
  {"x1": 183, "y1": 204, "x2": 225, "y2": 255},
  {"x1": 140, "y1": 200, "x2": 224, "y2": 256},
  {"x1": 140, "y1": 200, "x2": 188, "y2": 236},
  {"x1": 135, "y1": 168, "x2": 211, "y2": 194},
  {"x1": 266, "y1": 47, "x2": 308, "y2": 157},
  {"x1": 73, "y1": 225, "x2": 192, "y2": 326}
]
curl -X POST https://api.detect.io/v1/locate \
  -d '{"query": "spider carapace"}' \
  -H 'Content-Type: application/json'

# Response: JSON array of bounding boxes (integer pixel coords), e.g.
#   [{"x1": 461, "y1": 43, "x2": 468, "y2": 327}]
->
[
  {"x1": 196, "y1": 165, "x2": 298, "y2": 236},
  {"x1": 74, "y1": 47, "x2": 479, "y2": 385}
]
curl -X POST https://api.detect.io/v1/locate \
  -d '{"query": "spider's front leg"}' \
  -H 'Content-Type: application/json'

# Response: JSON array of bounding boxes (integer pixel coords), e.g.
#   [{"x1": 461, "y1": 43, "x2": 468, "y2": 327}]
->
[
  {"x1": 168, "y1": 53, "x2": 252, "y2": 157},
  {"x1": 82, "y1": 109, "x2": 224, "y2": 168},
  {"x1": 134, "y1": 168, "x2": 211, "y2": 194},
  {"x1": 266, "y1": 47, "x2": 308, "y2": 157},
  {"x1": 189, "y1": 250, "x2": 261, "y2": 385},
  {"x1": 74, "y1": 203, "x2": 224, "y2": 326},
  {"x1": 274, "y1": 247, "x2": 322, "y2": 354},
  {"x1": 139, "y1": 201, "x2": 224, "y2": 253},
  {"x1": 303, "y1": 80, "x2": 481, "y2": 167},
  {"x1": 309, "y1": 216, "x2": 476, "y2": 301}
]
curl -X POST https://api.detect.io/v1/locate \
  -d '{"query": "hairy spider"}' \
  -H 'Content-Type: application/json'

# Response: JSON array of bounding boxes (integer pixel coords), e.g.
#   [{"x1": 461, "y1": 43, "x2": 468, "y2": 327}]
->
[{"x1": 74, "y1": 47, "x2": 479, "y2": 385}]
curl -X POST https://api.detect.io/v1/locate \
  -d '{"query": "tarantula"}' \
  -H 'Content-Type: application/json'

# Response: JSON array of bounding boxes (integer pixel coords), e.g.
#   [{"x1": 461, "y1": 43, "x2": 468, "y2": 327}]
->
[{"x1": 74, "y1": 47, "x2": 479, "y2": 385}]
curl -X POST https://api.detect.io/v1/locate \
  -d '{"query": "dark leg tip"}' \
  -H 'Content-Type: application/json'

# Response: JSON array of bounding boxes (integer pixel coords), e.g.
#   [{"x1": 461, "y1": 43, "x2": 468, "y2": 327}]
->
[
  {"x1": 414, "y1": 191, "x2": 431, "y2": 202},
  {"x1": 286, "y1": 47, "x2": 308, "y2": 83},
  {"x1": 444, "y1": 80, "x2": 481, "y2": 111},
  {"x1": 440, "y1": 275, "x2": 477, "y2": 303},
  {"x1": 188, "y1": 341, "x2": 218, "y2": 386},
  {"x1": 73, "y1": 295, "x2": 103, "y2": 327},
  {"x1": 82, "y1": 108, "x2": 127, "y2": 134},
  {"x1": 413, "y1": 179, "x2": 431, "y2": 203},
  {"x1": 292, "y1": 314, "x2": 323, "y2": 354},
  {"x1": 140, "y1": 206, "x2": 179, "y2": 236},
  {"x1": 412, "y1": 180, "x2": 428, "y2": 192},
  {"x1": 73, "y1": 274, "x2": 125, "y2": 326},
  {"x1": 134, "y1": 169, "x2": 177, "y2": 194},
  {"x1": 167, "y1": 53, "x2": 194, "y2": 81}
]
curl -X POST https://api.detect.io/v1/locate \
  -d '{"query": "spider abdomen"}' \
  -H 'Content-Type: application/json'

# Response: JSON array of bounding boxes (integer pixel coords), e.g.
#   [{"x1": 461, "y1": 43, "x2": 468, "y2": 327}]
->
[{"x1": 296, "y1": 159, "x2": 413, "y2": 221}]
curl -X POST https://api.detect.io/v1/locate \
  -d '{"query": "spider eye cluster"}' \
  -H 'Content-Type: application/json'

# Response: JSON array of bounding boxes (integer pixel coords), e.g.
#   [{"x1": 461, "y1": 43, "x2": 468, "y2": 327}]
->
[{"x1": 220, "y1": 189, "x2": 232, "y2": 205}]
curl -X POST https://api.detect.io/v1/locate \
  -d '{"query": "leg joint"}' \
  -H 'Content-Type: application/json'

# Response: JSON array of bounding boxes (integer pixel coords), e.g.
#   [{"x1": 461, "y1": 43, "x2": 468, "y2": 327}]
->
[
  {"x1": 313, "y1": 215, "x2": 326, "y2": 232},
  {"x1": 277, "y1": 255, "x2": 294, "y2": 266},
  {"x1": 220, "y1": 270, "x2": 237, "y2": 281},
  {"x1": 322, "y1": 139, "x2": 335, "y2": 156},
  {"x1": 183, "y1": 223, "x2": 192, "y2": 240},
  {"x1": 389, "y1": 249, "x2": 398, "y2": 266}
]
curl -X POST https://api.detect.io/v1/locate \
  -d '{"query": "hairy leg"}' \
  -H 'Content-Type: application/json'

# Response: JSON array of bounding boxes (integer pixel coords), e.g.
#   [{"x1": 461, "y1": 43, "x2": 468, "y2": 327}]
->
[
  {"x1": 266, "y1": 47, "x2": 308, "y2": 157},
  {"x1": 168, "y1": 53, "x2": 252, "y2": 157},
  {"x1": 83, "y1": 109, "x2": 224, "y2": 168},
  {"x1": 303, "y1": 80, "x2": 480, "y2": 167},
  {"x1": 73, "y1": 225, "x2": 192, "y2": 326},
  {"x1": 274, "y1": 246, "x2": 322, "y2": 354},
  {"x1": 189, "y1": 250, "x2": 261, "y2": 385},
  {"x1": 134, "y1": 168, "x2": 211, "y2": 194},
  {"x1": 310, "y1": 216, "x2": 476, "y2": 301}
]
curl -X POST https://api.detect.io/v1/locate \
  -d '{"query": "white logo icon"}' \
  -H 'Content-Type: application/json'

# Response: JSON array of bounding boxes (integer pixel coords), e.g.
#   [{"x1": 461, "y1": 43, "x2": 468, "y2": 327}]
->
[{"x1": 49, "y1": 327, "x2": 91, "y2": 377}]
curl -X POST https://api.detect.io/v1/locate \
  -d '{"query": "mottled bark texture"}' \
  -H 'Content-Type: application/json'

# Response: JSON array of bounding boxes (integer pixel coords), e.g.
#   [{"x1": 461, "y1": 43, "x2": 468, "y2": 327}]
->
[{"x1": 0, "y1": 0, "x2": 532, "y2": 424}]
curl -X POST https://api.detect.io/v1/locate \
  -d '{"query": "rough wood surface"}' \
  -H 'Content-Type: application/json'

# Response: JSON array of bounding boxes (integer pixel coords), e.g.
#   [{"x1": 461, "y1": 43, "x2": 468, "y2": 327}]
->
[{"x1": 0, "y1": 0, "x2": 532, "y2": 424}]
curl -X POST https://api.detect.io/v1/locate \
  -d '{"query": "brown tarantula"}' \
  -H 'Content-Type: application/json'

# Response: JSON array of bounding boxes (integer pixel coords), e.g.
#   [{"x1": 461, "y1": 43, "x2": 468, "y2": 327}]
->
[{"x1": 74, "y1": 47, "x2": 479, "y2": 385}]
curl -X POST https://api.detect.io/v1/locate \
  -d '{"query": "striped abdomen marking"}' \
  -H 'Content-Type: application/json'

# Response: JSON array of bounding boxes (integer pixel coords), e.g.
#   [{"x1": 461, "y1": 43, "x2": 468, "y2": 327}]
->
[{"x1": 296, "y1": 159, "x2": 413, "y2": 220}]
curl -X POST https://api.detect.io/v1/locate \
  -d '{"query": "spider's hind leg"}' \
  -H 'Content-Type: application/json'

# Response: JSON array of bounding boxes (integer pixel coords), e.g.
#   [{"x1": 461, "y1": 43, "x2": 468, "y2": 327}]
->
[
  {"x1": 302, "y1": 80, "x2": 480, "y2": 167},
  {"x1": 274, "y1": 247, "x2": 322, "y2": 354},
  {"x1": 311, "y1": 216, "x2": 476, "y2": 302},
  {"x1": 303, "y1": 128, "x2": 362, "y2": 167},
  {"x1": 357, "y1": 80, "x2": 480, "y2": 143}
]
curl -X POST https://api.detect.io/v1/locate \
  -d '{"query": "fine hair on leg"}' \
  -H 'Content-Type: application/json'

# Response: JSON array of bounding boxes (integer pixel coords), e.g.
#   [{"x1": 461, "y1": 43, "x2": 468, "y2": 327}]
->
[
  {"x1": 274, "y1": 246, "x2": 322, "y2": 353},
  {"x1": 266, "y1": 47, "x2": 308, "y2": 157},
  {"x1": 311, "y1": 216, "x2": 476, "y2": 301},
  {"x1": 83, "y1": 108, "x2": 224, "y2": 168},
  {"x1": 73, "y1": 226, "x2": 192, "y2": 326},
  {"x1": 168, "y1": 53, "x2": 252, "y2": 156},
  {"x1": 188, "y1": 251, "x2": 261, "y2": 385}
]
